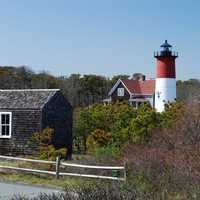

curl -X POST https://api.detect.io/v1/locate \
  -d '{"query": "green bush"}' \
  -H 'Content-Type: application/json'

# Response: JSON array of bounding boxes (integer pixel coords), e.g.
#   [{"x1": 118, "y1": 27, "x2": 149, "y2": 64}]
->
[
  {"x1": 92, "y1": 145, "x2": 121, "y2": 158},
  {"x1": 74, "y1": 101, "x2": 183, "y2": 157},
  {"x1": 86, "y1": 129, "x2": 112, "y2": 150}
]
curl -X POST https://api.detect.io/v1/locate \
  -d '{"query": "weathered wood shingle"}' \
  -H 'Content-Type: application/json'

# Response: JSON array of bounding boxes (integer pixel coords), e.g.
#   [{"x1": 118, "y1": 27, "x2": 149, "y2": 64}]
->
[{"x1": 0, "y1": 89, "x2": 59, "y2": 109}]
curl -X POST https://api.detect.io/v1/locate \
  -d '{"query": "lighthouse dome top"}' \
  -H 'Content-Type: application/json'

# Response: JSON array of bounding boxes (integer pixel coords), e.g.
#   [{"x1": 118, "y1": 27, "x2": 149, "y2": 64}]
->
[
  {"x1": 160, "y1": 40, "x2": 172, "y2": 48},
  {"x1": 154, "y1": 40, "x2": 178, "y2": 58}
]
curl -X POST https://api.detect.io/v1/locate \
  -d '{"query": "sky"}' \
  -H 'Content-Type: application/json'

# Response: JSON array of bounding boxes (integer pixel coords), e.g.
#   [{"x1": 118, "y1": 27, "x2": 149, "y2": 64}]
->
[{"x1": 0, "y1": 0, "x2": 199, "y2": 80}]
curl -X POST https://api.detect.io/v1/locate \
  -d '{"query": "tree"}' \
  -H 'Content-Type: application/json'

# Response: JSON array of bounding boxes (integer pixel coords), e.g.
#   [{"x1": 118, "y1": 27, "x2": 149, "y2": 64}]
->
[
  {"x1": 132, "y1": 73, "x2": 145, "y2": 80},
  {"x1": 128, "y1": 103, "x2": 158, "y2": 143},
  {"x1": 59, "y1": 74, "x2": 82, "y2": 107},
  {"x1": 73, "y1": 107, "x2": 93, "y2": 152},
  {"x1": 110, "y1": 74, "x2": 130, "y2": 86},
  {"x1": 31, "y1": 72, "x2": 60, "y2": 89},
  {"x1": 177, "y1": 79, "x2": 200, "y2": 102}
]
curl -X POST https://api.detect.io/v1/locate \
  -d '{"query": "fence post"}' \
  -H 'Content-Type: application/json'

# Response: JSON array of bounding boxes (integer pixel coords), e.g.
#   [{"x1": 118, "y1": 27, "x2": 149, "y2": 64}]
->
[
  {"x1": 55, "y1": 156, "x2": 60, "y2": 179},
  {"x1": 124, "y1": 161, "x2": 127, "y2": 182}
]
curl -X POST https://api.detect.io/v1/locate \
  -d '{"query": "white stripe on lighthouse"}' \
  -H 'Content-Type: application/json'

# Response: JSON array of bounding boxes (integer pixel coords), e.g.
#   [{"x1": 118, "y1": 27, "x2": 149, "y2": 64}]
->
[{"x1": 155, "y1": 78, "x2": 176, "y2": 112}]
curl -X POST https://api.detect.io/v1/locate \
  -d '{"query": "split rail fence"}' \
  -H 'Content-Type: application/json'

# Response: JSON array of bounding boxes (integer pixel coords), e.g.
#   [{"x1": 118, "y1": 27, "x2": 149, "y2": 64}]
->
[{"x1": 0, "y1": 155, "x2": 127, "y2": 182}]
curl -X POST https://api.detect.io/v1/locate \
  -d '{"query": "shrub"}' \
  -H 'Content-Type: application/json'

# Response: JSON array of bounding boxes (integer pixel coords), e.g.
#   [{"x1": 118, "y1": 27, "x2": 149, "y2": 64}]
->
[
  {"x1": 28, "y1": 128, "x2": 67, "y2": 160},
  {"x1": 124, "y1": 102, "x2": 200, "y2": 197},
  {"x1": 128, "y1": 103, "x2": 158, "y2": 143},
  {"x1": 11, "y1": 181, "x2": 197, "y2": 200},
  {"x1": 9, "y1": 182, "x2": 153, "y2": 200},
  {"x1": 87, "y1": 129, "x2": 112, "y2": 149},
  {"x1": 92, "y1": 144, "x2": 121, "y2": 158},
  {"x1": 75, "y1": 101, "x2": 183, "y2": 156}
]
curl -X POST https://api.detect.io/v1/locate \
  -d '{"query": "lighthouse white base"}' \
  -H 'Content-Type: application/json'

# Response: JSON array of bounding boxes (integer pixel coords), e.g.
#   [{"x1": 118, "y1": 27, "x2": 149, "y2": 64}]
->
[{"x1": 155, "y1": 78, "x2": 176, "y2": 112}]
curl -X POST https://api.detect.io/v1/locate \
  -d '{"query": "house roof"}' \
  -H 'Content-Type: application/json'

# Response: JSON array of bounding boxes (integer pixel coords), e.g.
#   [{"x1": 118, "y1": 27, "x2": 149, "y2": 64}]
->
[
  {"x1": 122, "y1": 79, "x2": 155, "y2": 95},
  {"x1": 109, "y1": 79, "x2": 155, "y2": 96},
  {"x1": 0, "y1": 89, "x2": 60, "y2": 109}
]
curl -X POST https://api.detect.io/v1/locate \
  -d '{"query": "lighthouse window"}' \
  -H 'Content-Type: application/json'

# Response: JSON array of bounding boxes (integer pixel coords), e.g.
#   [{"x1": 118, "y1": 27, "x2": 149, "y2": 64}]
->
[{"x1": 117, "y1": 88, "x2": 124, "y2": 96}]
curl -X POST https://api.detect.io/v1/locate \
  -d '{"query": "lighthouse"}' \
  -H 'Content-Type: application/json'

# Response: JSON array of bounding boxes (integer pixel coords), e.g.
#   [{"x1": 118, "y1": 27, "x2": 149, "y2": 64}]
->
[{"x1": 154, "y1": 40, "x2": 178, "y2": 112}]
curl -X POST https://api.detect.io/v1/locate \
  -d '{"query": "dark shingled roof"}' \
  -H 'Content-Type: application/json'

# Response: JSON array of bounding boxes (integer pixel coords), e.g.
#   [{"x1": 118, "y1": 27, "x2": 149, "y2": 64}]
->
[{"x1": 0, "y1": 89, "x2": 60, "y2": 109}]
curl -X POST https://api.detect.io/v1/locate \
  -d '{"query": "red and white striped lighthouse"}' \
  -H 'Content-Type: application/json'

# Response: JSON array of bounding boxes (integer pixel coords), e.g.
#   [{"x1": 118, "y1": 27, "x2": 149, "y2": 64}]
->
[{"x1": 154, "y1": 40, "x2": 178, "y2": 112}]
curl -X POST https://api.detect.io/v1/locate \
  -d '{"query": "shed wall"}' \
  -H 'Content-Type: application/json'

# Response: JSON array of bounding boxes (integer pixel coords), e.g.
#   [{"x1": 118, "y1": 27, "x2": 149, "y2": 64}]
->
[
  {"x1": 42, "y1": 92, "x2": 73, "y2": 159},
  {"x1": 0, "y1": 109, "x2": 41, "y2": 155}
]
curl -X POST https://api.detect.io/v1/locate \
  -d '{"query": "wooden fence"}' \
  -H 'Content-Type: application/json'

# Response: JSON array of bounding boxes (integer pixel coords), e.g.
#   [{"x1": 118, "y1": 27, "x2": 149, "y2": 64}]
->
[{"x1": 0, "y1": 155, "x2": 127, "y2": 181}]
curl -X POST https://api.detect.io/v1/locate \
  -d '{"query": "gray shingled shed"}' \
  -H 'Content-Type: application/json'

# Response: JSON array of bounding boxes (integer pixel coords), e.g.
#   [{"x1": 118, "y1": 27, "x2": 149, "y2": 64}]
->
[{"x1": 0, "y1": 89, "x2": 72, "y2": 158}]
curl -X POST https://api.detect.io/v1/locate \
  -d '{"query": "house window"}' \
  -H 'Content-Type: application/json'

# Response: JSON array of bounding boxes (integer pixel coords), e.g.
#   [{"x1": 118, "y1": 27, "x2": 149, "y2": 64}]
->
[
  {"x1": 0, "y1": 112, "x2": 12, "y2": 138},
  {"x1": 117, "y1": 88, "x2": 124, "y2": 96}
]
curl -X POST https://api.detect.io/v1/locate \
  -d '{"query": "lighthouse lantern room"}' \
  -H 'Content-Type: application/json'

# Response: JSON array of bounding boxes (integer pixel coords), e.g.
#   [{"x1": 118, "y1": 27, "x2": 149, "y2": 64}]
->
[{"x1": 154, "y1": 40, "x2": 178, "y2": 112}]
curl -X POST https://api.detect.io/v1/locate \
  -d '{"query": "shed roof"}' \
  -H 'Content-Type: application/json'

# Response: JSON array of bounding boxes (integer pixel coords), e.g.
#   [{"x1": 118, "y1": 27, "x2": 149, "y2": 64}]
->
[{"x1": 0, "y1": 89, "x2": 60, "y2": 109}]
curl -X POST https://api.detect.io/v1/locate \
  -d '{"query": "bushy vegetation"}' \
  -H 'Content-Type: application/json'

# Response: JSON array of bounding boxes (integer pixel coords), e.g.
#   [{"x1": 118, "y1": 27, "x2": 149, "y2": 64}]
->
[
  {"x1": 10, "y1": 180, "x2": 200, "y2": 200},
  {"x1": 28, "y1": 128, "x2": 67, "y2": 160},
  {"x1": 6, "y1": 182, "x2": 170, "y2": 200},
  {"x1": 123, "y1": 102, "x2": 200, "y2": 198},
  {"x1": 72, "y1": 101, "x2": 200, "y2": 198},
  {"x1": 11, "y1": 182, "x2": 135, "y2": 200},
  {"x1": 74, "y1": 101, "x2": 183, "y2": 157}
]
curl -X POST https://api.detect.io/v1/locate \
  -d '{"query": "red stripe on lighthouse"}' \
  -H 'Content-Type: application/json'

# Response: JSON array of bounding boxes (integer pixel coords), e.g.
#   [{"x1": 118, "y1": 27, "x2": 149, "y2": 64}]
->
[{"x1": 156, "y1": 57, "x2": 176, "y2": 78}]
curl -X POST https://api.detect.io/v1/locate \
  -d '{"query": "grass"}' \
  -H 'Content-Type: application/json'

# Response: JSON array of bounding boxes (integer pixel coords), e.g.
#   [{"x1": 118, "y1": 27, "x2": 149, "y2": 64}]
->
[
  {"x1": 0, "y1": 154, "x2": 95, "y2": 189},
  {"x1": 0, "y1": 164, "x2": 197, "y2": 199},
  {"x1": 0, "y1": 171, "x2": 95, "y2": 189},
  {"x1": 0, "y1": 154, "x2": 122, "y2": 189}
]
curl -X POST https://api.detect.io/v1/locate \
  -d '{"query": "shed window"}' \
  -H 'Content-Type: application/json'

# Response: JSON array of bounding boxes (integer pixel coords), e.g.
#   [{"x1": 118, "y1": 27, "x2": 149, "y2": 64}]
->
[
  {"x1": 117, "y1": 88, "x2": 124, "y2": 96},
  {"x1": 0, "y1": 112, "x2": 12, "y2": 138}
]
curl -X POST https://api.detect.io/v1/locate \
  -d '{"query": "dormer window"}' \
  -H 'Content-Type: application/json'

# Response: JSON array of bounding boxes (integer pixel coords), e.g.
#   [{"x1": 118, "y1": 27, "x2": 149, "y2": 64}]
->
[{"x1": 117, "y1": 88, "x2": 124, "y2": 96}]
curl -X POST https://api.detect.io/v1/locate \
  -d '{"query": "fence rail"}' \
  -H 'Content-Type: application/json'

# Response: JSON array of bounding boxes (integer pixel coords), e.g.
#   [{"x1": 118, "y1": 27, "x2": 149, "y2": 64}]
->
[
  {"x1": 61, "y1": 162, "x2": 125, "y2": 169},
  {"x1": 0, "y1": 165, "x2": 55, "y2": 175},
  {"x1": 0, "y1": 155, "x2": 55, "y2": 164},
  {"x1": 0, "y1": 155, "x2": 127, "y2": 182}
]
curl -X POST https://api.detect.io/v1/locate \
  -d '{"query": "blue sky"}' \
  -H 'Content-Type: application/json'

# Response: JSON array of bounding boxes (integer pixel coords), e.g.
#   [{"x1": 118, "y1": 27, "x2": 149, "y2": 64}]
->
[{"x1": 0, "y1": 0, "x2": 199, "y2": 80}]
